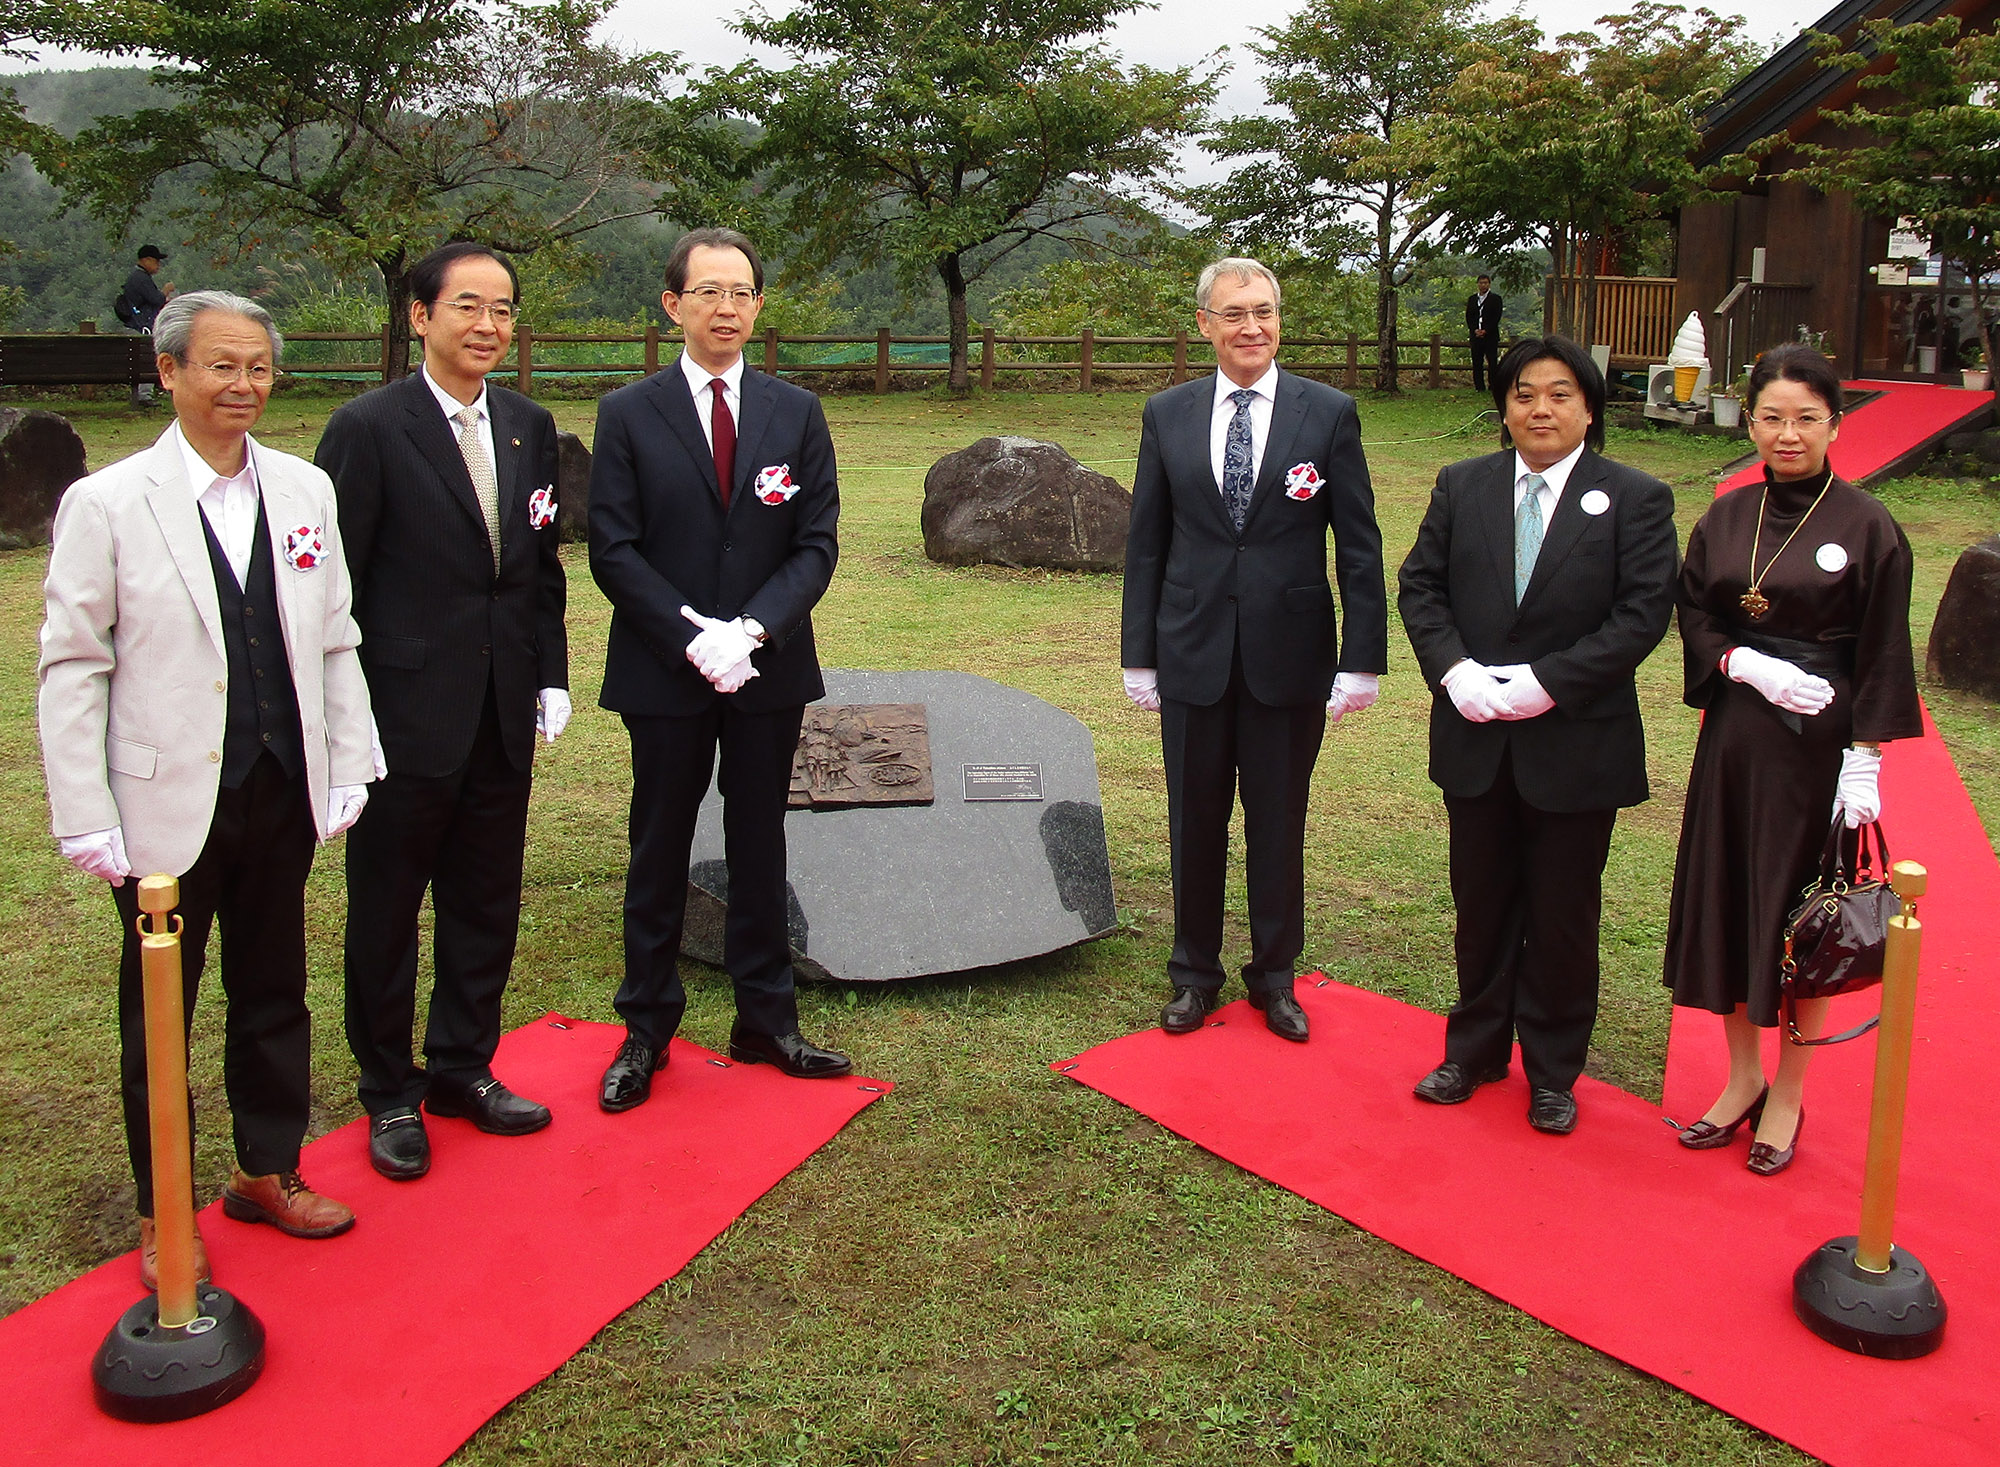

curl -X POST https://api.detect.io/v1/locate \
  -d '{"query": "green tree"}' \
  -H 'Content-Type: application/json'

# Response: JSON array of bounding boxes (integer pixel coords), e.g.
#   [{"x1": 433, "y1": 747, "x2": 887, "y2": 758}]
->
[
  {"x1": 46, "y1": 0, "x2": 723, "y2": 374},
  {"x1": 1418, "y1": 5, "x2": 1756, "y2": 342},
  {"x1": 714, "y1": 0, "x2": 1215, "y2": 392},
  {"x1": 1770, "y1": 16, "x2": 2000, "y2": 388},
  {"x1": 1199, "y1": 0, "x2": 1492, "y2": 390}
]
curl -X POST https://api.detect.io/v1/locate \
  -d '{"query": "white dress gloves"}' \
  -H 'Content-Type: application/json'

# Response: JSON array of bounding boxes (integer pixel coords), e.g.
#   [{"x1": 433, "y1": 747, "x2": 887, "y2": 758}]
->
[
  {"x1": 1325, "y1": 671, "x2": 1380, "y2": 723},
  {"x1": 368, "y1": 713, "x2": 388, "y2": 780},
  {"x1": 1725, "y1": 646, "x2": 1834, "y2": 716},
  {"x1": 1835, "y1": 746, "x2": 1883, "y2": 828},
  {"x1": 326, "y1": 783, "x2": 369, "y2": 838},
  {"x1": 1122, "y1": 668, "x2": 1161, "y2": 713},
  {"x1": 536, "y1": 687, "x2": 572, "y2": 743},
  {"x1": 680, "y1": 606, "x2": 761, "y2": 694},
  {"x1": 1487, "y1": 664, "x2": 1555, "y2": 719},
  {"x1": 60, "y1": 827, "x2": 131, "y2": 886},
  {"x1": 1443, "y1": 660, "x2": 1552, "y2": 723}
]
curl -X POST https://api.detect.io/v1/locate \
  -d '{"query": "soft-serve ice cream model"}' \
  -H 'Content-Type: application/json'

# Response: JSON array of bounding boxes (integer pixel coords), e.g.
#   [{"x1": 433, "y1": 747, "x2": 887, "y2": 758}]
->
[{"x1": 1648, "y1": 311, "x2": 1711, "y2": 412}]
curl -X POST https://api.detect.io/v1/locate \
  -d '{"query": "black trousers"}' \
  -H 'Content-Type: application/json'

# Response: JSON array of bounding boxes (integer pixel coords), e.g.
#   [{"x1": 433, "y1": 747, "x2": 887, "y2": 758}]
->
[
  {"x1": 616, "y1": 701, "x2": 806, "y2": 1047},
  {"x1": 1470, "y1": 333, "x2": 1500, "y2": 391},
  {"x1": 115, "y1": 753, "x2": 318, "y2": 1216},
  {"x1": 344, "y1": 685, "x2": 532, "y2": 1115},
  {"x1": 1441, "y1": 747, "x2": 1617, "y2": 1092},
  {"x1": 1159, "y1": 654, "x2": 1326, "y2": 996}
]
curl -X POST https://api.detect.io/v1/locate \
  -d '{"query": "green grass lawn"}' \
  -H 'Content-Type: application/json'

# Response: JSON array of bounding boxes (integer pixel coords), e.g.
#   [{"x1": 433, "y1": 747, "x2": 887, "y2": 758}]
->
[{"x1": 3, "y1": 385, "x2": 1995, "y2": 1465}]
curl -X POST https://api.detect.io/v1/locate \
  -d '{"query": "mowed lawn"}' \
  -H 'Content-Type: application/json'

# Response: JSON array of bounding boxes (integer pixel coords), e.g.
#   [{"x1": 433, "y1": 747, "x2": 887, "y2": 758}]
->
[{"x1": 2, "y1": 383, "x2": 1996, "y2": 1466}]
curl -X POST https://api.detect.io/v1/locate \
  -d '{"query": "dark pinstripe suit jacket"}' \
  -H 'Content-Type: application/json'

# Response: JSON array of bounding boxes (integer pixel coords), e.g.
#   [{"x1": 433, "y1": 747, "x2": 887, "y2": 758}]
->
[{"x1": 316, "y1": 371, "x2": 568, "y2": 779}]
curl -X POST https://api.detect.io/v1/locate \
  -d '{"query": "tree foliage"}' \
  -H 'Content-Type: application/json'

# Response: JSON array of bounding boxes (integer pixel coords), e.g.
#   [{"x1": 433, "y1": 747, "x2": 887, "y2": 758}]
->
[
  {"x1": 1199, "y1": 0, "x2": 1493, "y2": 390},
  {"x1": 712, "y1": 0, "x2": 1215, "y2": 391}
]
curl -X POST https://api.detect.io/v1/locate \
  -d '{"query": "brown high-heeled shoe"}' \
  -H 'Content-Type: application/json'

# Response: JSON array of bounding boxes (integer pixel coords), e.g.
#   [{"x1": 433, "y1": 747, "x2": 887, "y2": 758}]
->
[
  {"x1": 1747, "y1": 1108, "x2": 1805, "y2": 1177},
  {"x1": 1676, "y1": 1085, "x2": 1769, "y2": 1150}
]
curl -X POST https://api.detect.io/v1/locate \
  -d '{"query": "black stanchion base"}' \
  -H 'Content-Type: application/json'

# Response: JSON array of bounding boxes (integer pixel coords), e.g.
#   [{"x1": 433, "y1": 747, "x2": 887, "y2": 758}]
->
[
  {"x1": 91, "y1": 1285, "x2": 265, "y2": 1421},
  {"x1": 1793, "y1": 1235, "x2": 1947, "y2": 1359}
]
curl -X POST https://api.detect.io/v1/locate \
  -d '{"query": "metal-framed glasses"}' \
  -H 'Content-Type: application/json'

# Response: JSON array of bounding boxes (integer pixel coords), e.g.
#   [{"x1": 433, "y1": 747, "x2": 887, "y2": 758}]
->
[
  {"x1": 189, "y1": 362, "x2": 275, "y2": 384},
  {"x1": 1203, "y1": 305, "x2": 1277, "y2": 325},
  {"x1": 678, "y1": 285, "x2": 761, "y2": 306},
  {"x1": 437, "y1": 300, "x2": 517, "y2": 325},
  {"x1": 1750, "y1": 412, "x2": 1833, "y2": 431}
]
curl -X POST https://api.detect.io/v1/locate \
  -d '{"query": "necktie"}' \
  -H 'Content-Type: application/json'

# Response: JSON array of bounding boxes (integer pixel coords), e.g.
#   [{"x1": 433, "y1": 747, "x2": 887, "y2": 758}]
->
[
  {"x1": 454, "y1": 405, "x2": 500, "y2": 570},
  {"x1": 1222, "y1": 387, "x2": 1257, "y2": 532},
  {"x1": 1515, "y1": 472, "x2": 1547, "y2": 603},
  {"x1": 710, "y1": 378, "x2": 736, "y2": 510}
]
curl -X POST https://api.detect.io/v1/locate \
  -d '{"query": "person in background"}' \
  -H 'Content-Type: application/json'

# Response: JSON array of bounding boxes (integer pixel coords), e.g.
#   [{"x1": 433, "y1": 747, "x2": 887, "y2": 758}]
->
[
  {"x1": 1466, "y1": 274, "x2": 1503, "y2": 393},
  {"x1": 118, "y1": 244, "x2": 173, "y2": 404}
]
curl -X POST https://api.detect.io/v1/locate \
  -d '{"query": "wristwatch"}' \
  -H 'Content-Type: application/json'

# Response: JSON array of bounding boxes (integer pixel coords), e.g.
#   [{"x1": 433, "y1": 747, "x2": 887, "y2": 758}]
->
[{"x1": 741, "y1": 617, "x2": 768, "y2": 647}]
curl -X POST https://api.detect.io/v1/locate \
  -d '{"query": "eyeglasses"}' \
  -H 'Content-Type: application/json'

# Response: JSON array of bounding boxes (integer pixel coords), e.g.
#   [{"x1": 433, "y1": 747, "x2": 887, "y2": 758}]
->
[
  {"x1": 1202, "y1": 305, "x2": 1278, "y2": 325},
  {"x1": 188, "y1": 362, "x2": 275, "y2": 384},
  {"x1": 677, "y1": 285, "x2": 761, "y2": 306},
  {"x1": 435, "y1": 300, "x2": 517, "y2": 325},
  {"x1": 1750, "y1": 413, "x2": 1834, "y2": 431}
]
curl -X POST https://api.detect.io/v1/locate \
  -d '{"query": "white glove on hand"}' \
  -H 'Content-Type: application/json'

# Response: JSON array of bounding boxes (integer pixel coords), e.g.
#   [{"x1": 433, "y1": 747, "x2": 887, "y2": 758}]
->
[
  {"x1": 326, "y1": 783, "x2": 369, "y2": 838},
  {"x1": 1122, "y1": 668, "x2": 1161, "y2": 713},
  {"x1": 60, "y1": 827, "x2": 131, "y2": 886},
  {"x1": 1326, "y1": 671, "x2": 1380, "y2": 723},
  {"x1": 1488, "y1": 664, "x2": 1556, "y2": 720},
  {"x1": 712, "y1": 656, "x2": 759, "y2": 695},
  {"x1": 1726, "y1": 646, "x2": 1834, "y2": 716},
  {"x1": 680, "y1": 606, "x2": 760, "y2": 683},
  {"x1": 368, "y1": 713, "x2": 388, "y2": 781},
  {"x1": 1442, "y1": 660, "x2": 1510, "y2": 724},
  {"x1": 536, "y1": 687, "x2": 571, "y2": 743},
  {"x1": 1835, "y1": 746, "x2": 1882, "y2": 828}
]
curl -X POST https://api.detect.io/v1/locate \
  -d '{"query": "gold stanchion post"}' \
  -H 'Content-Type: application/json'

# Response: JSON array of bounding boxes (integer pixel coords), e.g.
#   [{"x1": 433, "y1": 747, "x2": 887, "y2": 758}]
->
[
  {"x1": 1792, "y1": 860, "x2": 1948, "y2": 1357},
  {"x1": 92, "y1": 874, "x2": 267, "y2": 1420}
]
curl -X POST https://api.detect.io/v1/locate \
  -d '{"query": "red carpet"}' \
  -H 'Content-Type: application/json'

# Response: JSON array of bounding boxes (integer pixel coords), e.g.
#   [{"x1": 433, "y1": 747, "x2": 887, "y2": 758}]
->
[
  {"x1": 1, "y1": 1015, "x2": 891, "y2": 1466},
  {"x1": 1718, "y1": 379, "x2": 1991, "y2": 491}
]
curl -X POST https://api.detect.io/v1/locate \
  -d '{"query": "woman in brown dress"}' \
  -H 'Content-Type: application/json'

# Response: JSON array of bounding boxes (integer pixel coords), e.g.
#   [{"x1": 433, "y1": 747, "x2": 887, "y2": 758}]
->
[{"x1": 1662, "y1": 345, "x2": 1922, "y2": 1175}]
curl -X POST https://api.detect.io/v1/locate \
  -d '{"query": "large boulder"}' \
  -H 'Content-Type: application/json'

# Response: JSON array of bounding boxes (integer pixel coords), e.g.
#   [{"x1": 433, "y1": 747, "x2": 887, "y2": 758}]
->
[
  {"x1": 922, "y1": 435, "x2": 1130, "y2": 571},
  {"x1": 0, "y1": 408, "x2": 88, "y2": 550},
  {"x1": 554, "y1": 430, "x2": 591, "y2": 543},
  {"x1": 1928, "y1": 536, "x2": 2000, "y2": 701}
]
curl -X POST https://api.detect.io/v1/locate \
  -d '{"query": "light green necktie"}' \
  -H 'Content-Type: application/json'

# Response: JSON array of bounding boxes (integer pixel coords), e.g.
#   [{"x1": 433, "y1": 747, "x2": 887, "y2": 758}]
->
[{"x1": 1514, "y1": 472, "x2": 1546, "y2": 603}]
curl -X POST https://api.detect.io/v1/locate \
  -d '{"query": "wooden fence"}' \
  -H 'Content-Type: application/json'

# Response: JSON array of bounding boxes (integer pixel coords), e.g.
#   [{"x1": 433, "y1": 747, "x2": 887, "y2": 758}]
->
[{"x1": 1542, "y1": 276, "x2": 1679, "y2": 366}]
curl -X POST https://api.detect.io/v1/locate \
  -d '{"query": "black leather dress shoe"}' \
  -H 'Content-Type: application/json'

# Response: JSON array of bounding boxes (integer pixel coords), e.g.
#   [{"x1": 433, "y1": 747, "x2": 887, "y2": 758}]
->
[
  {"x1": 425, "y1": 1073, "x2": 552, "y2": 1136},
  {"x1": 1528, "y1": 1087, "x2": 1579, "y2": 1135},
  {"x1": 600, "y1": 1036, "x2": 665, "y2": 1113},
  {"x1": 728, "y1": 1027, "x2": 853, "y2": 1079},
  {"x1": 1160, "y1": 987, "x2": 1217, "y2": 1034},
  {"x1": 1248, "y1": 989, "x2": 1309, "y2": 1043},
  {"x1": 368, "y1": 1105, "x2": 430, "y2": 1180},
  {"x1": 1413, "y1": 1060, "x2": 1509, "y2": 1104}
]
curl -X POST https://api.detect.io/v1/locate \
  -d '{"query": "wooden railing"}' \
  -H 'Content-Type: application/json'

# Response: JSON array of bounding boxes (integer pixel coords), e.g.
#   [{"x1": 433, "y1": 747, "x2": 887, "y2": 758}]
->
[
  {"x1": 1709, "y1": 282, "x2": 1816, "y2": 387},
  {"x1": 1542, "y1": 276, "x2": 1679, "y2": 365}
]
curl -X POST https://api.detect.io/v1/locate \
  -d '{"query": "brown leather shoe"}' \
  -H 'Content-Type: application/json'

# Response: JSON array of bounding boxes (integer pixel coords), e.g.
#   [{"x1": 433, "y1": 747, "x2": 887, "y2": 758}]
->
[
  {"x1": 221, "y1": 1169, "x2": 356, "y2": 1238},
  {"x1": 137, "y1": 1216, "x2": 211, "y2": 1290}
]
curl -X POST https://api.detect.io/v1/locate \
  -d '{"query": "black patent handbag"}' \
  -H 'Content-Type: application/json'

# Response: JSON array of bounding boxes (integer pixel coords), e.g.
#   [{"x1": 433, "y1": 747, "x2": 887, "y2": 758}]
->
[{"x1": 1780, "y1": 817, "x2": 1897, "y2": 1046}]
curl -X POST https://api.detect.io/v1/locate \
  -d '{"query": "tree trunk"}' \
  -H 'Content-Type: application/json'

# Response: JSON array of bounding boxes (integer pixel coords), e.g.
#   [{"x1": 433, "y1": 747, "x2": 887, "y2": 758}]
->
[
  {"x1": 1374, "y1": 213, "x2": 1399, "y2": 392},
  {"x1": 1581, "y1": 234, "x2": 1600, "y2": 350},
  {"x1": 939, "y1": 254, "x2": 970, "y2": 395},
  {"x1": 377, "y1": 250, "x2": 414, "y2": 381}
]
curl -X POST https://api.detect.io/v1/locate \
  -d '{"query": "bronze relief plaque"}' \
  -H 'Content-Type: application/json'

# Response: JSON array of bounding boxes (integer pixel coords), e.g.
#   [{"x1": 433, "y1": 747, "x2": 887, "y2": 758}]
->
[{"x1": 789, "y1": 703, "x2": 934, "y2": 809}]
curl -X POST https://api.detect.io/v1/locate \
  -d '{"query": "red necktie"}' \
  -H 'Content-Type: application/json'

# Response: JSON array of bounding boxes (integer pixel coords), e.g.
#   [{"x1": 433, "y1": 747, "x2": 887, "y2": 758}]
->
[{"x1": 709, "y1": 378, "x2": 735, "y2": 510}]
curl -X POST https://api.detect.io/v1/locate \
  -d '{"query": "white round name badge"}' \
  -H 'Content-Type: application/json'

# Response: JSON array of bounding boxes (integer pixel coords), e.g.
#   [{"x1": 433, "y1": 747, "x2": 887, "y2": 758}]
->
[
  {"x1": 1815, "y1": 542, "x2": 1850, "y2": 573},
  {"x1": 1579, "y1": 489, "x2": 1610, "y2": 516}
]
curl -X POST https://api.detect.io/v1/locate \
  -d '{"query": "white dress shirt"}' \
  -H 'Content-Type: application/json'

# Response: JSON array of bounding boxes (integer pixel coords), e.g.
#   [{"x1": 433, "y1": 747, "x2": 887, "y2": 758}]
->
[
  {"x1": 679, "y1": 350, "x2": 745, "y2": 453},
  {"x1": 1512, "y1": 441, "x2": 1586, "y2": 520},
  {"x1": 1208, "y1": 362, "x2": 1280, "y2": 494},
  {"x1": 423, "y1": 362, "x2": 495, "y2": 473},
  {"x1": 174, "y1": 420, "x2": 261, "y2": 588}
]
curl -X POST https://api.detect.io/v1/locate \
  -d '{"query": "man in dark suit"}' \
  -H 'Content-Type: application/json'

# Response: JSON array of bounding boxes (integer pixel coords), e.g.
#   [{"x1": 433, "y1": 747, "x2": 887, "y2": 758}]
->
[
  {"x1": 1121, "y1": 257, "x2": 1388, "y2": 1043},
  {"x1": 1397, "y1": 336, "x2": 1677, "y2": 1133},
  {"x1": 588, "y1": 226, "x2": 846, "y2": 1111},
  {"x1": 316, "y1": 242, "x2": 569, "y2": 1180},
  {"x1": 1466, "y1": 274, "x2": 1503, "y2": 392}
]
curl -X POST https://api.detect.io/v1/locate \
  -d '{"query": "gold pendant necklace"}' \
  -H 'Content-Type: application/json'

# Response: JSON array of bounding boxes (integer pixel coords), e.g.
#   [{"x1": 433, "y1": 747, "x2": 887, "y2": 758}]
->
[{"x1": 1740, "y1": 469, "x2": 1834, "y2": 620}]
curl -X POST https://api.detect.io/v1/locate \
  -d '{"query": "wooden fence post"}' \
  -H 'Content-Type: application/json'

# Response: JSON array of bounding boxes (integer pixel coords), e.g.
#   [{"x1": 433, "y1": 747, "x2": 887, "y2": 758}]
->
[
  {"x1": 1172, "y1": 330, "x2": 1187, "y2": 385},
  {"x1": 1429, "y1": 333, "x2": 1441, "y2": 389},
  {"x1": 644, "y1": 322, "x2": 659, "y2": 375},
  {"x1": 764, "y1": 326, "x2": 779, "y2": 377},
  {"x1": 1079, "y1": 326, "x2": 1094, "y2": 391},
  {"x1": 77, "y1": 319, "x2": 96, "y2": 334},
  {"x1": 1345, "y1": 335, "x2": 1358, "y2": 391},
  {"x1": 981, "y1": 326, "x2": 995, "y2": 391},
  {"x1": 517, "y1": 322, "x2": 533, "y2": 396},
  {"x1": 875, "y1": 327, "x2": 891, "y2": 394}
]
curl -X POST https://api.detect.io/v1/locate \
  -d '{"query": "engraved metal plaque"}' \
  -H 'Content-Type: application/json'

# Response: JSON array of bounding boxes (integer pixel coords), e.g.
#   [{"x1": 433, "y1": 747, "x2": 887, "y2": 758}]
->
[
  {"x1": 789, "y1": 703, "x2": 934, "y2": 809},
  {"x1": 962, "y1": 763, "x2": 1044, "y2": 801}
]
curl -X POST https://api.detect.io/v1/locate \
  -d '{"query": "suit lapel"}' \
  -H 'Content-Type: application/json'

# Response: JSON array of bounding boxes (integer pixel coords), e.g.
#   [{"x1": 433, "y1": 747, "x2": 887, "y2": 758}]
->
[
  {"x1": 1168, "y1": 377, "x2": 1234, "y2": 535},
  {"x1": 1241, "y1": 370, "x2": 1307, "y2": 532},
  {"x1": 1519, "y1": 450, "x2": 1604, "y2": 610},
  {"x1": 250, "y1": 440, "x2": 311, "y2": 679},
  {"x1": 142, "y1": 430, "x2": 226, "y2": 663},
  {"x1": 1477, "y1": 452, "x2": 1518, "y2": 600},
  {"x1": 646, "y1": 361, "x2": 721, "y2": 501},
  {"x1": 730, "y1": 367, "x2": 773, "y2": 511},
  {"x1": 397, "y1": 372, "x2": 490, "y2": 540},
  {"x1": 488, "y1": 389, "x2": 528, "y2": 543}
]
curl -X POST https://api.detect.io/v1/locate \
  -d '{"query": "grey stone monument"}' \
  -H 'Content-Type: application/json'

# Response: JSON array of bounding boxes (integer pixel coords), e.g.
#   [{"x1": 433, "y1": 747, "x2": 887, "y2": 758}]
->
[
  {"x1": 681, "y1": 670, "x2": 1117, "y2": 981},
  {"x1": 921, "y1": 436, "x2": 1131, "y2": 571},
  {"x1": 0, "y1": 407, "x2": 88, "y2": 550}
]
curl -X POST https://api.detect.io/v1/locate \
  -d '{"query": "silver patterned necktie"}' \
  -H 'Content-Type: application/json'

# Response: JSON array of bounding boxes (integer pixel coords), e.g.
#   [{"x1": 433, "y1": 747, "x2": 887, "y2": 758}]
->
[
  {"x1": 1515, "y1": 471, "x2": 1547, "y2": 603},
  {"x1": 455, "y1": 404, "x2": 501, "y2": 570},
  {"x1": 1223, "y1": 387, "x2": 1257, "y2": 531}
]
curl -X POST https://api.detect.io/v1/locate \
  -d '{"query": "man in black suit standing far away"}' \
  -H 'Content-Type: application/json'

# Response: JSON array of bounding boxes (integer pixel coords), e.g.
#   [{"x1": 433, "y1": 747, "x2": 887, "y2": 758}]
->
[
  {"x1": 1397, "y1": 336, "x2": 1677, "y2": 1134},
  {"x1": 589, "y1": 226, "x2": 848, "y2": 1112},
  {"x1": 316, "y1": 241, "x2": 570, "y2": 1181},
  {"x1": 1466, "y1": 273, "x2": 1503, "y2": 392},
  {"x1": 1121, "y1": 257, "x2": 1388, "y2": 1044}
]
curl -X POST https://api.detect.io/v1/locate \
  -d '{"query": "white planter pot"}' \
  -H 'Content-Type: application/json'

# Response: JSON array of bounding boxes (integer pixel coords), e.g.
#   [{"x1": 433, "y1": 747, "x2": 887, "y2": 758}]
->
[
  {"x1": 1711, "y1": 395, "x2": 1743, "y2": 427},
  {"x1": 1964, "y1": 370, "x2": 1993, "y2": 391}
]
